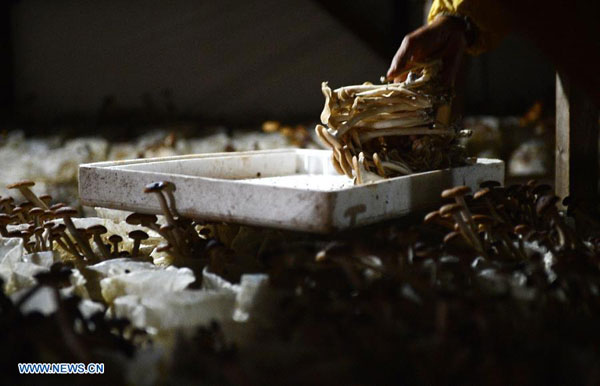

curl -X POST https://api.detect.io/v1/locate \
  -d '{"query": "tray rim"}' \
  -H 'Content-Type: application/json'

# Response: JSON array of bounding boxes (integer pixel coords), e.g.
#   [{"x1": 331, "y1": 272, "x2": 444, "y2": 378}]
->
[
  {"x1": 80, "y1": 148, "x2": 503, "y2": 194},
  {"x1": 79, "y1": 149, "x2": 505, "y2": 233}
]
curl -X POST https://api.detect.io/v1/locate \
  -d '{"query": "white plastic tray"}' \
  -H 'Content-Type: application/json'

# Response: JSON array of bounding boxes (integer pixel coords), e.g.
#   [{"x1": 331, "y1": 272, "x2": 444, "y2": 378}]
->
[{"x1": 79, "y1": 149, "x2": 504, "y2": 233}]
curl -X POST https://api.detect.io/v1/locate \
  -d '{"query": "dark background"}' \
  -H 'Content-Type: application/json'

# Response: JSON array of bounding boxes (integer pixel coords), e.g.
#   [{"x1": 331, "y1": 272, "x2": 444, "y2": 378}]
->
[{"x1": 1, "y1": 0, "x2": 555, "y2": 130}]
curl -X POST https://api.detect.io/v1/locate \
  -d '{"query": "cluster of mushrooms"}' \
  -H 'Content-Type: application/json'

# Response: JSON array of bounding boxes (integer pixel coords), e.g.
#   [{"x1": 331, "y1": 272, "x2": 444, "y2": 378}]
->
[
  {"x1": 0, "y1": 180, "x2": 210, "y2": 267},
  {"x1": 315, "y1": 62, "x2": 469, "y2": 184},
  {"x1": 0, "y1": 180, "x2": 102, "y2": 259},
  {"x1": 425, "y1": 180, "x2": 590, "y2": 259},
  {"x1": 128, "y1": 181, "x2": 207, "y2": 264}
]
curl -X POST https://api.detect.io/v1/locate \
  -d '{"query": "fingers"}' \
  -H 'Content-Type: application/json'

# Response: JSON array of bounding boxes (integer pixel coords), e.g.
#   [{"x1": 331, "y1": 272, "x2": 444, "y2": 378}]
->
[
  {"x1": 386, "y1": 26, "x2": 442, "y2": 81},
  {"x1": 386, "y1": 16, "x2": 468, "y2": 84},
  {"x1": 387, "y1": 35, "x2": 414, "y2": 81}
]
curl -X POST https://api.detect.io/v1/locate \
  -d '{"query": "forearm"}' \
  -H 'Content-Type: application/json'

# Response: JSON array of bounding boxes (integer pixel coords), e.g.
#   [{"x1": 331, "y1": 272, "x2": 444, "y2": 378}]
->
[
  {"x1": 428, "y1": 0, "x2": 510, "y2": 55},
  {"x1": 429, "y1": 0, "x2": 600, "y2": 105}
]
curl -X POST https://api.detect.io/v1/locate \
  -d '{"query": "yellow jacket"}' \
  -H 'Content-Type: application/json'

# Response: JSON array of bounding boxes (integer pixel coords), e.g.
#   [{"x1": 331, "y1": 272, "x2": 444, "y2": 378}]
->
[{"x1": 428, "y1": 0, "x2": 509, "y2": 55}]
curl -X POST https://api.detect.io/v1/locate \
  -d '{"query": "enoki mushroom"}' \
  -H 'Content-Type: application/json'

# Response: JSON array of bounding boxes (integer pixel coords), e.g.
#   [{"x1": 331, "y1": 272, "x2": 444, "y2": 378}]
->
[{"x1": 315, "y1": 61, "x2": 470, "y2": 184}]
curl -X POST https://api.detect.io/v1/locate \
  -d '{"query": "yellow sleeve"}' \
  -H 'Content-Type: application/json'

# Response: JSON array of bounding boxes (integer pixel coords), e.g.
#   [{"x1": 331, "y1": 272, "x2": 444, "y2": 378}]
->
[{"x1": 428, "y1": 0, "x2": 509, "y2": 55}]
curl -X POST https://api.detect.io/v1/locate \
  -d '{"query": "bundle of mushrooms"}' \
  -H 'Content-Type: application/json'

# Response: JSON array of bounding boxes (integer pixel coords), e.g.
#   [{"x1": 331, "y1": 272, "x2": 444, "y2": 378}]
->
[{"x1": 315, "y1": 61, "x2": 469, "y2": 184}]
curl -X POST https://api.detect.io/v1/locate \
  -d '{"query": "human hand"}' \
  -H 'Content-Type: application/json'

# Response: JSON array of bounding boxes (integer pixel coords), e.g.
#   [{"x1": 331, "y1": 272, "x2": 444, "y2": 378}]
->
[{"x1": 386, "y1": 15, "x2": 469, "y2": 86}]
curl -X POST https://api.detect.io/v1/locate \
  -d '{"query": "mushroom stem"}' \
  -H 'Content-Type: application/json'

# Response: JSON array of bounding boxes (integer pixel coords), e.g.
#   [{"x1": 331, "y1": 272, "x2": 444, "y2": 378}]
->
[
  {"x1": 13, "y1": 211, "x2": 26, "y2": 224},
  {"x1": 335, "y1": 105, "x2": 424, "y2": 138},
  {"x1": 108, "y1": 236, "x2": 122, "y2": 257},
  {"x1": 331, "y1": 153, "x2": 344, "y2": 175},
  {"x1": 355, "y1": 116, "x2": 433, "y2": 130},
  {"x1": 18, "y1": 188, "x2": 48, "y2": 210},
  {"x1": 59, "y1": 233, "x2": 80, "y2": 257},
  {"x1": 152, "y1": 191, "x2": 176, "y2": 227},
  {"x1": 380, "y1": 160, "x2": 412, "y2": 175},
  {"x1": 132, "y1": 240, "x2": 141, "y2": 257},
  {"x1": 452, "y1": 198, "x2": 484, "y2": 253},
  {"x1": 34, "y1": 229, "x2": 44, "y2": 252},
  {"x1": 63, "y1": 217, "x2": 96, "y2": 262},
  {"x1": 93, "y1": 235, "x2": 111, "y2": 260},
  {"x1": 0, "y1": 200, "x2": 12, "y2": 214},
  {"x1": 51, "y1": 235, "x2": 74, "y2": 256},
  {"x1": 162, "y1": 183, "x2": 180, "y2": 218},
  {"x1": 498, "y1": 232, "x2": 524, "y2": 259},
  {"x1": 372, "y1": 153, "x2": 386, "y2": 177},
  {"x1": 358, "y1": 127, "x2": 451, "y2": 143},
  {"x1": 451, "y1": 213, "x2": 479, "y2": 250},
  {"x1": 551, "y1": 216, "x2": 569, "y2": 250}
]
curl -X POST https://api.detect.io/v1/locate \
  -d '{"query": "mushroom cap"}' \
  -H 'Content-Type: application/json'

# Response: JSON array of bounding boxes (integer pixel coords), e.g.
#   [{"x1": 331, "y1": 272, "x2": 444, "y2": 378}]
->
[
  {"x1": 156, "y1": 243, "x2": 172, "y2": 253},
  {"x1": 39, "y1": 194, "x2": 52, "y2": 202},
  {"x1": 50, "y1": 203, "x2": 66, "y2": 211},
  {"x1": 11, "y1": 206, "x2": 23, "y2": 214},
  {"x1": 7, "y1": 180, "x2": 35, "y2": 189},
  {"x1": 443, "y1": 231, "x2": 461, "y2": 244},
  {"x1": 144, "y1": 181, "x2": 168, "y2": 193},
  {"x1": 33, "y1": 226, "x2": 44, "y2": 235},
  {"x1": 514, "y1": 224, "x2": 531, "y2": 235},
  {"x1": 526, "y1": 179, "x2": 538, "y2": 188},
  {"x1": 78, "y1": 228, "x2": 93, "y2": 239},
  {"x1": 472, "y1": 214, "x2": 494, "y2": 224},
  {"x1": 54, "y1": 207, "x2": 78, "y2": 217},
  {"x1": 52, "y1": 223, "x2": 67, "y2": 232},
  {"x1": 477, "y1": 223, "x2": 490, "y2": 232},
  {"x1": 479, "y1": 180, "x2": 501, "y2": 189},
  {"x1": 473, "y1": 188, "x2": 491, "y2": 200},
  {"x1": 439, "y1": 203, "x2": 464, "y2": 216},
  {"x1": 160, "y1": 224, "x2": 174, "y2": 232},
  {"x1": 129, "y1": 230, "x2": 149, "y2": 240},
  {"x1": 0, "y1": 197, "x2": 13, "y2": 204},
  {"x1": 423, "y1": 211, "x2": 440, "y2": 224},
  {"x1": 28, "y1": 207, "x2": 43, "y2": 216},
  {"x1": 536, "y1": 195, "x2": 558, "y2": 216},
  {"x1": 20, "y1": 202, "x2": 33, "y2": 211},
  {"x1": 441, "y1": 185, "x2": 471, "y2": 199},
  {"x1": 108, "y1": 234, "x2": 123, "y2": 243},
  {"x1": 315, "y1": 250, "x2": 327, "y2": 262},
  {"x1": 86, "y1": 224, "x2": 108, "y2": 235},
  {"x1": 561, "y1": 195, "x2": 572, "y2": 207},
  {"x1": 126, "y1": 213, "x2": 157, "y2": 226}
]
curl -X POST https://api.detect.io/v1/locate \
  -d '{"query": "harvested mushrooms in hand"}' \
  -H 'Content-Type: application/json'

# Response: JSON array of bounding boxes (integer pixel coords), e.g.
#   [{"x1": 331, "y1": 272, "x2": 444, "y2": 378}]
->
[{"x1": 315, "y1": 61, "x2": 469, "y2": 184}]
